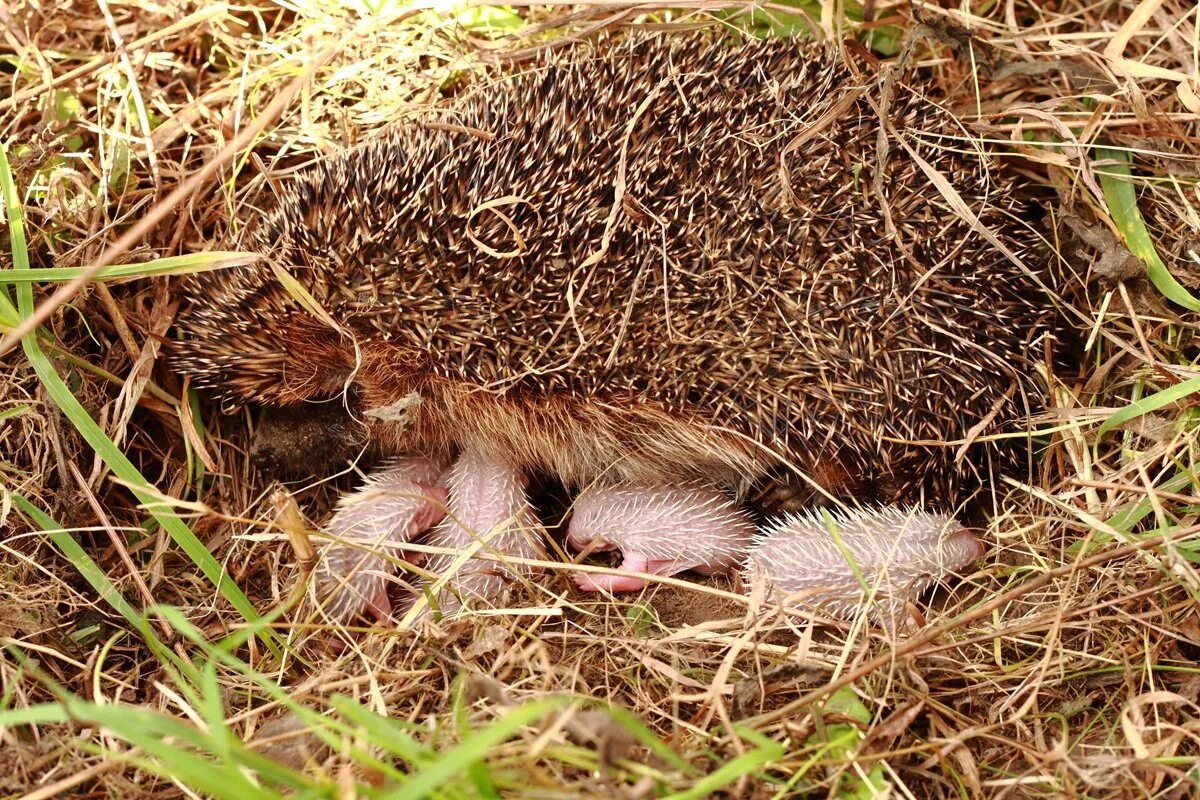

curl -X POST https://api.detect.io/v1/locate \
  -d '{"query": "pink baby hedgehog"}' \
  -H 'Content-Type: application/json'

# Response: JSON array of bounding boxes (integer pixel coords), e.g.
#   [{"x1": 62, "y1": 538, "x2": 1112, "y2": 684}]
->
[
  {"x1": 744, "y1": 506, "x2": 984, "y2": 628},
  {"x1": 568, "y1": 485, "x2": 756, "y2": 592},
  {"x1": 309, "y1": 457, "x2": 446, "y2": 623}
]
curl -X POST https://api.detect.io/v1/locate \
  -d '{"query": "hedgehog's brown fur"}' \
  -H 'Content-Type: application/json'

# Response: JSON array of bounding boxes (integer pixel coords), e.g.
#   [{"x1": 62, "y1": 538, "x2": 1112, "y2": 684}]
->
[{"x1": 175, "y1": 32, "x2": 1066, "y2": 509}]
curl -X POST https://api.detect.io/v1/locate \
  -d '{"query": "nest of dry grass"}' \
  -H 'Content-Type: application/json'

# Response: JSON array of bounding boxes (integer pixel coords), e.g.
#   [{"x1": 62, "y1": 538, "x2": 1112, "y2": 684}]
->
[{"x1": 2, "y1": 1, "x2": 1200, "y2": 797}]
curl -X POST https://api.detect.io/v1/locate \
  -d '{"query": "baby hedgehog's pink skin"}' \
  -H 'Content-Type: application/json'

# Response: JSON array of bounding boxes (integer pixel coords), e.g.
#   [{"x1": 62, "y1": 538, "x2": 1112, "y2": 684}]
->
[
  {"x1": 414, "y1": 447, "x2": 547, "y2": 617},
  {"x1": 744, "y1": 506, "x2": 985, "y2": 629},
  {"x1": 311, "y1": 456, "x2": 448, "y2": 624},
  {"x1": 567, "y1": 485, "x2": 755, "y2": 592}
]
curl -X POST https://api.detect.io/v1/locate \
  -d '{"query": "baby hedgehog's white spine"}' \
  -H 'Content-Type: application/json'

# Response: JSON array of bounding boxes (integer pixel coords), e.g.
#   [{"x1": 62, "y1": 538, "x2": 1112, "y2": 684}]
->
[
  {"x1": 568, "y1": 484, "x2": 755, "y2": 573},
  {"x1": 744, "y1": 506, "x2": 982, "y2": 626},
  {"x1": 417, "y1": 447, "x2": 547, "y2": 616},
  {"x1": 312, "y1": 457, "x2": 447, "y2": 623}
]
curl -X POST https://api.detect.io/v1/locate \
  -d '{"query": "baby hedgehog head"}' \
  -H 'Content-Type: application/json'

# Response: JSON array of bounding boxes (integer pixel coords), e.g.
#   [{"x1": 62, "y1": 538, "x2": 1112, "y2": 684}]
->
[{"x1": 745, "y1": 506, "x2": 984, "y2": 626}]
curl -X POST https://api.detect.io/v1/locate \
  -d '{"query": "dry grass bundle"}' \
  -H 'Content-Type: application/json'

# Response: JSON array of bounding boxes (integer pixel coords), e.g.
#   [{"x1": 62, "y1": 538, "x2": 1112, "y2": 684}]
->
[{"x1": 2, "y1": 1, "x2": 1199, "y2": 798}]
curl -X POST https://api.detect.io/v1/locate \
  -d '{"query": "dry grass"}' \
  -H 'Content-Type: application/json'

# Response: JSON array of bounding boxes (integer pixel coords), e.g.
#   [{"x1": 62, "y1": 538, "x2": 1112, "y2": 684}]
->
[{"x1": 2, "y1": 0, "x2": 1200, "y2": 797}]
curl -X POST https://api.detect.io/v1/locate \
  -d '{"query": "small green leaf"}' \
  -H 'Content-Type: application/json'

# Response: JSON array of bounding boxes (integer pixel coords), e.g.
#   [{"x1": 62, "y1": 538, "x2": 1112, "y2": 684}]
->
[
  {"x1": 825, "y1": 685, "x2": 871, "y2": 725},
  {"x1": 456, "y1": 4, "x2": 523, "y2": 34},
  {"x1": 54, "y1": 89, "x2": 82, "y2": 122},
  {"x1": 625, "y1": 601, "x2": 658, "y2": 637},
  {"x1": 1096, "y1": 376, "x2": 1200, "y2": 439},
  {"x1": 108, "y1": 137, "x2": 131, "y2": 193},
  {"x1": 1097, "y1": 147, "x2": 1200, "y2": 312},
  {"x1": 821, "y1": 687, "x2": 889, "y2": 799}
]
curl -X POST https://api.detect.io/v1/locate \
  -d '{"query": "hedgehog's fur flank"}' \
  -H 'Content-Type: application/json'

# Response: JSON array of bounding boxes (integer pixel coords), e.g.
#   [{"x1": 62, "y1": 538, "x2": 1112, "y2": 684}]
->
[{"x1": 175, "y1": 32, "x2": 1062, "y2": 508}]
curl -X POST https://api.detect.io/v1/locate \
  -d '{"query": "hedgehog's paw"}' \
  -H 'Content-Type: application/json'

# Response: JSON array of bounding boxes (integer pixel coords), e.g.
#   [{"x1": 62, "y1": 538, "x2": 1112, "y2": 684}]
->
[
  {"x1": 567, "y1": 483, "x2": 754, "y2": 592},
  {"x1": 413, "y1": 447, "x2": 547, "y2": 618},
  {"x1": 573, "y1": 552, "x2": 701, "y2": 593},
  {"x1": 310, "y1": 456, "x2": 449, "y2": 625},
  {"x1": 574, "y1": 571, "x2": 650, "y2": 593}
]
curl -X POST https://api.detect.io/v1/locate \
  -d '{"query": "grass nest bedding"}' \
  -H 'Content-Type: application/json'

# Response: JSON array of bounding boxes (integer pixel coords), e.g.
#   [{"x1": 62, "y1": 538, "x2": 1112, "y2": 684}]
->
[{"x1": 2, "y1": 1, "x2": 1200, "y2": 797}]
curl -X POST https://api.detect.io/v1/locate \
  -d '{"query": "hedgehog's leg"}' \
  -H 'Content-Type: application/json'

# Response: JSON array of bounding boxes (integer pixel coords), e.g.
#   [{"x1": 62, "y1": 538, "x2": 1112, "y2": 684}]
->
[
  {"x1": 743, "y1": 507, "x2": 985, "y2": 631},
  {"x1": 311, "y1": 457, "x2": 448, "y2": 625},
  {"x1": 567, "y1": 484, "x2": 755, "y2": 593},
  {"x1": 414, "y1": 447, "x2": 546, "y2": 617}
]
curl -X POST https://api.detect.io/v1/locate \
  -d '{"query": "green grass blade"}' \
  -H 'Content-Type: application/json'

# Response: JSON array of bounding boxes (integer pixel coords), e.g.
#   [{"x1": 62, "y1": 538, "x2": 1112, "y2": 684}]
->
[
  {"x1": 1096, "y1": 376, "x2": 1200, "y2": 438},
  {"x1": 668, "y1": 726, "x2": 785, "y2": 800},
  {"x1": 142, "y1": 607, "x2": 396, "y2": 768},
  {"x1": 0, "y1": 142, "x2": 279, "y2": 656},
  {"x1": 1070, "y1": 471, "x2": 1198, "y2": 555},
  {"x1": 64, "y1": 700, "x2": 278, "y2": 800},
  {"x1": 0, "y1": 702, "x2": 71, "y2": 727},
  {"x1": 0, "y1": 251, "x2": 256, "y2": 284},
  {"x1": 2, "y1": 652, "x2": 312, "y2": 798},
  {"x1": 8, "y1": 491, "x2": 164, "y2": 647},
  {"x1": 328, "y1": 695, "x2": 428, "y2": 763},
  {"x1": 386, "y1": 698, "x2": 568, "y2": 799},
  {"x1": 1097, "y1": 147, "x2": 1200, "y2": 312},
  {"x1": 603, "y1": 704, "x2": 693, "y2": 772},
  {"x1": 0, "y1": 403, "x2": 29, "y2": 422}
]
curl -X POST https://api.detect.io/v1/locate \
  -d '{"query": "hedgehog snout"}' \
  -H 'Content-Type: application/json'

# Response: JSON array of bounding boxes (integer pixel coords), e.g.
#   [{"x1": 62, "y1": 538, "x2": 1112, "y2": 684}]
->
[
  {"x1": 942, "y1": 528, "x2": 986, "y2": 572},
  {"x1": 251, "y1": 402, "x2": 370, "y2": 478}
]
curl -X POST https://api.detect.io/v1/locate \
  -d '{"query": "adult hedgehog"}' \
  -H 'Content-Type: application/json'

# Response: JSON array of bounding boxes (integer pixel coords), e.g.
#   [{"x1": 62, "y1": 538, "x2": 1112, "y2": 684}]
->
[{"x1": 175, "y1": 32, "x2": 1064, "y2": 625}]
